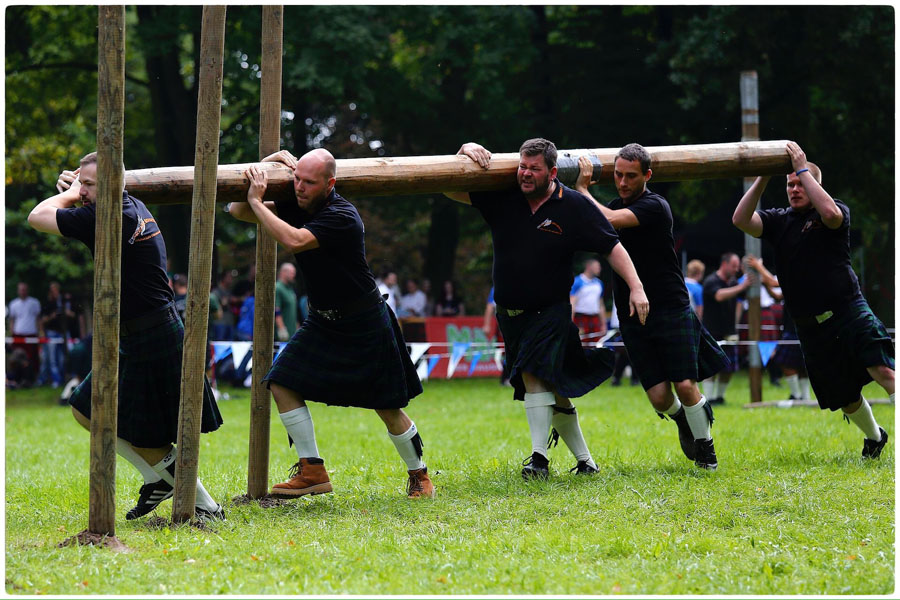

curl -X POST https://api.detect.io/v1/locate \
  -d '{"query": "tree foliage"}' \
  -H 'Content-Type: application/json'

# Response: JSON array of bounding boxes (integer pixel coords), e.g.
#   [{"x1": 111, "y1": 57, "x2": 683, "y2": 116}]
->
[{"x1": 5, "y1": 6, "x2": 894, "y2": 322}]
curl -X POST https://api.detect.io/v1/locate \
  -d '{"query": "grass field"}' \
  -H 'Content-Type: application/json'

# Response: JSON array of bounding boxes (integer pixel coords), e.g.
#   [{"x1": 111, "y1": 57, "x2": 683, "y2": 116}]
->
[{"x1": 5, "y1": 375, "x2": 894, "y2": 595}]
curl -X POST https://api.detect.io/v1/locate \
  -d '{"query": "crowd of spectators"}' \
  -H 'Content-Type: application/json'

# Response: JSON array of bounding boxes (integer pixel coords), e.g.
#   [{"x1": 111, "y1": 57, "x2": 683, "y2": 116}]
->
[{"x1": 378, "y1": 271, "x2": 465, "y2": 318}]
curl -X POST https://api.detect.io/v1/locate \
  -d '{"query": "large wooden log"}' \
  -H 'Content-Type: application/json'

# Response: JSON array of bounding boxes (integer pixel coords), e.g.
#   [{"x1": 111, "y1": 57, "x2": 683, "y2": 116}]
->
[{"x1": 124, "y1": 140, "x2": 793, "y2": 205}]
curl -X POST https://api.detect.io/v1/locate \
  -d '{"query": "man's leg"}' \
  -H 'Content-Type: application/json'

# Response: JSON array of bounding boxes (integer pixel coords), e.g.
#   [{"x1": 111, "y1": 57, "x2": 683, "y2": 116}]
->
[
  {"x1": 376, "y1": 408, "x2": 434, "y2": 498},
  {"x1": 549, "y1": 393, "x2": 598, "y2": 473},
  {"x1": 843, "y1": 395, "x2": 888, "y2": 458},
  {"x1": 519, "y1": 371, "x2": 555, "y2": 479},
  {"x1": 269, "y1": 383, "x2": 331, "y2": 497},
  {"x1": 674, "y1": 380, "x2": 717, "y2": 470},
  {"x1": 867, "y1": 364, "x2": 895, "y2": 400},
  {"x1": 647, "y1": 381, "x2": 696, "y2": 462}
]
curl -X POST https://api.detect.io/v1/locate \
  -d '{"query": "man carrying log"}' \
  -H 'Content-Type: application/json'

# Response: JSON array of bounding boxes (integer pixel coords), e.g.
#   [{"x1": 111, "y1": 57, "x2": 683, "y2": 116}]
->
[
  {"x1": 448, "y1": 138, "x2": 649, "y2": 479},
  {"x1": 575, "y1": 144, "x2": 728, "y2": 471},
  {"x1": 228, "y1": 148, "x2": 434, "y2": 498},
  {"x1": 732, "y1": 141, "x2": 893, "y2": 458},
  {"x1": 28, "y1": 151, "x2": 225, "y2": 521}
]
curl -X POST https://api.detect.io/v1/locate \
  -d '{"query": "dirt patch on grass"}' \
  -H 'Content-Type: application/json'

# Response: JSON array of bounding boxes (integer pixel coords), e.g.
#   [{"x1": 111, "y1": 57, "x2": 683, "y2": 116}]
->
[
  {"x1": 232, "y1": 493, "x2": 289, "y2": 508},
  {"x1": 57, "y1": 530, "x2": 130, "y2": 552}
]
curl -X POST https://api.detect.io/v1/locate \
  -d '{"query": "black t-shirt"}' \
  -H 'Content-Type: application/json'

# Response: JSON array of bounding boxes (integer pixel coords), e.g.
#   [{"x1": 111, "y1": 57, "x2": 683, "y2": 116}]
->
[
  {"x1": 56, "y1": 192, "x2": 174, "y2": 321},
  {"x1": 757, "y1": 200, "x2": 862, "y2": 318},
  {"x1": 701, "y1": 272, "x2": 737, "y2": 339},
  {"x1": 470, "y1": 180, "x2": 619, "y2": 310},
  {"x1": 607, "y1": 189, "x2": 690, "y2": 321},
  {"x1": 41, "y1": 297, "x2": 64, "y2": 331},
  {"x1": 274, "y1": 188, "x2": 376, "y2": 310}
]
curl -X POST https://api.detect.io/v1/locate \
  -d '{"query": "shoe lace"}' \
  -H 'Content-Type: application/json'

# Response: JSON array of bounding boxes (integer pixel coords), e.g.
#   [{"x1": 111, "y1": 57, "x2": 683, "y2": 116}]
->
[
  {"x1": 546, "y1": 428, "x2": 560, "y2": 449},
  {"x1": 569, "y1": 461, "x2": 586, "y2": 474},
  {"x1": 287, "y1": 461, "x2": 302, "y2": 479},
  {"x1": 407, "y1": 471, "x2": 423, "y2": 495}
]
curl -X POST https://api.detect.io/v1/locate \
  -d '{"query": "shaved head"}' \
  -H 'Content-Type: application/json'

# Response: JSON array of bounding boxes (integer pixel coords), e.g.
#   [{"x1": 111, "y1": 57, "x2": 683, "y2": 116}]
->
[
  {"x1": 301, "y1": 148, "x2": 336, "y2": 180},
  {"x1": 293, "y1": 148, "x2": 337, "y2": 212}
]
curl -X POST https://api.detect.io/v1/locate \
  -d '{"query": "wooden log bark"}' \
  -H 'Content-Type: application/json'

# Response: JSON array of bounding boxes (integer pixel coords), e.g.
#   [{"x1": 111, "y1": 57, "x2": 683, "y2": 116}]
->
[
  {"x1": 247, "y1": 5, "x2": 282, "y2": 500},
  {"x1": 88, "y1": 5, "x2": 126, "y2": 537},
  {"x1": 172, "y1": 5, "x2": 226, "y2": 524},
  {"x1": 124, "y1": 140, "x2": 793, "y2": 205}
]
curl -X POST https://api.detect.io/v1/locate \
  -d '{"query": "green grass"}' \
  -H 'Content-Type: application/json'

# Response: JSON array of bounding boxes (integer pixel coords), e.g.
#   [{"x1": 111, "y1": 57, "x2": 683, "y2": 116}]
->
[{"x1": 5, "y1": 375, "x2": 894, "y2": 595}]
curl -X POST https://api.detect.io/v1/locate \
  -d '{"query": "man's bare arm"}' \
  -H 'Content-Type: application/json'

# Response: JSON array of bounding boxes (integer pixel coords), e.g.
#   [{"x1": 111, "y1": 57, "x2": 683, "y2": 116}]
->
[
  {"x1": 574, "y1": 156, "x2": 640, "y2": 229},
  {"x1": 444, "y1": 142, "x2": 493, "y2": 205}
]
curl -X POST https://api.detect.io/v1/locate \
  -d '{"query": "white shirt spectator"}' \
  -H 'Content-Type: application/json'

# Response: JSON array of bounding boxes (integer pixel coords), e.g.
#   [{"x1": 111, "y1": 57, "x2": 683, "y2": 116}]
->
[
  {"x1": 398, "y1": 290, "x2": 427, "y2": 317},
  {"x1": 8, "y1": 295, "x2": 42, "y2": 335},
  {"x1": 378, "y1": 281, "x2": 397, "y2": 313},
  {"x1": 570, "y1": 273, "x2": 603, "y2": 315}
]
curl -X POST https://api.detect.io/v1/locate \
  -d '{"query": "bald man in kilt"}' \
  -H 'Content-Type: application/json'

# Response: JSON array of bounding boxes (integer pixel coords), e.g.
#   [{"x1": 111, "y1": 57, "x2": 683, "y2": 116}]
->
[
  {"x1": 28, "y1": 151, "x2": 225, "y2": 521},
  {"x1": 229, "y1": 148, "x2": 433, "y2": 498},
  {"x1": 575, "y1": 145, "x2": 729, "y2": 471},
  {"x1": 447, "y1": 138, "x2": 650, "y2": 479}
]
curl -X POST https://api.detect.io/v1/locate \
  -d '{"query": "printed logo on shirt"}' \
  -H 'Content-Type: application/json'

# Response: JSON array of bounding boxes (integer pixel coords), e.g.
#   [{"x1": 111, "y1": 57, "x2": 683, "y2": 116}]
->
[
  {"x1": 801, "y1": 219, "x2": 823, "y2": 233},
  {"x1": 537, "y1": 218, "x2": 563, "y2": 235},
  {"x1": 128, "y1": 217, "x2": 161, "y2": 244}
]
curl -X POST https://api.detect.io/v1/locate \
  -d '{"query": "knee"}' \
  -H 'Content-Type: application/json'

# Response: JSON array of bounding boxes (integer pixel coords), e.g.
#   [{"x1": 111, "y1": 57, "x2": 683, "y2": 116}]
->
[
  {"x1": 645, "y1": 384, "x2": 671, "y2": 411},
  {"x1": 70, "y1": 406, "x2": 90, "y2": 431},
  {"x1": 270, "y1": 383, "x2": 305, "y2": 411}
]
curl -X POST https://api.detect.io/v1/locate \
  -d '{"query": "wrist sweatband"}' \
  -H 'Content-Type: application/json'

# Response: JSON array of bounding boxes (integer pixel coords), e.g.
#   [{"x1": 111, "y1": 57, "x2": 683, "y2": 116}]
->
[{"x1": 795, "y1": 168, "x2": 809, "y2": 176}]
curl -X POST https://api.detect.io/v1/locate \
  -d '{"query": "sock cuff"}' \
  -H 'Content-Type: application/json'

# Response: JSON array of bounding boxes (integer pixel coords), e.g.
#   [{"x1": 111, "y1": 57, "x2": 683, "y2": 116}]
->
[
  {"x1": 152, "y1": 448, "x2": 176, "y2": 472},
  {"x1": 388, "y1": 421, "x2": 418, "y2": 442},
  {"x1": 280, "y1": 406, "x2": 312, "y2": 427},
  {"x1": 683, "y1": 395, "x2": 708, "y2": 414},
  {"x1": 666, "y1": 396, "x2": 683, "y2": 416},
  {"x1": 524, "y1": 392, "x2": 556, "y2": 408}
]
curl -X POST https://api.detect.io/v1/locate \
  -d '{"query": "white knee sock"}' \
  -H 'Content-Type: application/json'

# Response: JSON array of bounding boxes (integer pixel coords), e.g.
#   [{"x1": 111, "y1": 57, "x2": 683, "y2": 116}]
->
[
  {"x1": 845, "y1": 398, "x2": 882, "y2": 441},
  {"x1": 717, "y1": 378, "x2": 731, "y2": 399},
  {"x1": 799, "y1": 377, "x2": 811, "y2": 400},
  {"x1": 664, "y1": 396, "x2": 683, "y2": 416},
  {"x1": 280, "y1": 406, "x2": 320, "y2": 459},
  {"x1": 524, "y1": 392, "x2": 555, "y2": 457},
  {"x1": 785, "y1": 374, "x2": 801, "y2": 398},
  {"x1": 702, "y1": 378, "x2": 718, "y2": 400},
  {"x1": 116, "y1": 438, "x2": 161, "y2": 483},
  {"x1": 152, "y1": 449, "x2": 218, "y2": 510},
  {"x1": 683, "y1": 396, "x2": 712, "y2": 441},
  {"x1": 551, "y1": 408, "x2": 595, "y2": 467},
  {"x1": 388, "y1": 422, "x2": 426, "y2": 471}
]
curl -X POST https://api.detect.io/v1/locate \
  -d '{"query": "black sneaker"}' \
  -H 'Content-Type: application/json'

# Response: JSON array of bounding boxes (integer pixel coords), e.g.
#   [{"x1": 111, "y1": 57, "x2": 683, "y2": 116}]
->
[
  {"x1": 695, "y1": 438, "x2": 718, "y2": 471},
  {"x1": 862, "y1": 427, "x2": 888, "y2": 459},
  {"x1": 521, "y1": 452, "x2": 550, "y2": 480},
  {"x1": 194, "y1": 503, "x2": 226, "y2": 522},
  {"x1": 707, "y1": 397, "x2": 725, "y2": 406},
  {"x1": 125, "y1": 462, "x2": 175, "y2": 520},
  {"x1": 660, "y1": 408, "x2": 697, "y2": 461},
  {"x1": 569, "y1": 460, "x2": 599, "y2": 475}
]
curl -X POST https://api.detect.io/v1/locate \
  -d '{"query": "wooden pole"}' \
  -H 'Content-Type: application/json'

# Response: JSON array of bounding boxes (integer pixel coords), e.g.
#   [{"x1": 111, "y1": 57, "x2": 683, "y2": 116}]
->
[
  {"x1": 247, "y1": 5, "x2": 282, "y2": 499},
  {"x1": 741, "y1": 71, "x2": 763, "y2": 404},
  {"x1": 122, "y1": 140, "x2": 794, "y2": 206},
  {"x1": 89, "y1": 5, "x2": 126, "y2": 537},
  {"x1": 172, "y1": 5, "x2": 226, "y2": 523}
]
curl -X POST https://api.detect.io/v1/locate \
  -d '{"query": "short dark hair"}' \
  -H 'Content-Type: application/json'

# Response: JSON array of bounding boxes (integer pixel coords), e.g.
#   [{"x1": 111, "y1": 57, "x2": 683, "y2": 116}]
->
[
  {"x1": 615, "y1": 143, "x2": 651, "y2": 173},
  {"x1": 80, "y1": 151, "x2": 126, "y2": 172},
  {"x1": 720, "y1": 252, "x2": 738, "y2": 265},
  {"x1": 519, "y1": 138, "x2": 557, "y2": 169}
]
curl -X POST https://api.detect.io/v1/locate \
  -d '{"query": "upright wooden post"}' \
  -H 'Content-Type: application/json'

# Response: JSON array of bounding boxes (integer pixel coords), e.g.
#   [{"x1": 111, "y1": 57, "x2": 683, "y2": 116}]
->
[
  {"x1": 247, "y1": 5, "x2": 283, "y2": 499},
  {"x1": 89, "y1": 5, "x2": 126, "y2": 537},
  {"x1": 741, "y1": 70, "x2": 763, "y2": 404},
  {"x1": 172, "y1": 5, "x2": 227, "y2": 523}
]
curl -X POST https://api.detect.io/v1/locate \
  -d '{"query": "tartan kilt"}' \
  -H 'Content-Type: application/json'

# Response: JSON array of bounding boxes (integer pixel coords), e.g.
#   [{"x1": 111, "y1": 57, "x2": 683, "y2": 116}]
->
[
  {"x1": 496, "y1": 301, "x2": 614, "y2": 401},
  {"x1": 773, "y1": 331, "x2": 805, "y2": 370},
  {"x1": 69, "y1": 317, "x2": 223, "y2": 448},
  {"x1": 263, "y1": 299, "x2": 422, "y2": 409},
  {"x1": 796, "y1": 300, "x2": 895, "y2": 411},
  {"x1": 620, "y1": 306, "x2": 730, "y2": 390}
]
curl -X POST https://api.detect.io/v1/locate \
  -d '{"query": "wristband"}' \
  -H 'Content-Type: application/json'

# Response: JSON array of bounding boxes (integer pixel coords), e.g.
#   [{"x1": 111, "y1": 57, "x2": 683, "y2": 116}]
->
[{"x1": 795, "y1": 168, "x2": 809, "y2": 176}]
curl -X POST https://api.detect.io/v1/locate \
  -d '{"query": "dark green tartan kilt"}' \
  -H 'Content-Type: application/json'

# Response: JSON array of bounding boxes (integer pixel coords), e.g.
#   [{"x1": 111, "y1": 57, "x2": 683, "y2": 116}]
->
[
  {"x1": 619, "y1": 306, "x2": 729, "y2": 390},
  {"x1": 773, "y1": 331, "x2": 805, "y2": 370},
  {"x1": 263, "y1": 300, "x2": 422, "y2": 409},
  {"x1": 796, "y1": 299, "x2": 895, "y2": 411},
  {"x1": 496, "y1": 301, "x2": 615, "y2": 401},
  {"x1": 69, "y1": 317, "x2": 223, "y2": 448}
]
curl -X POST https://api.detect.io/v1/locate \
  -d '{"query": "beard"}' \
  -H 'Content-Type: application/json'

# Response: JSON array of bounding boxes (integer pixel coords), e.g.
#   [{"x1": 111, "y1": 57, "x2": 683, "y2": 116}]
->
[{"x1": 518, "y1": 173, "x2": 552, "y2": 200}]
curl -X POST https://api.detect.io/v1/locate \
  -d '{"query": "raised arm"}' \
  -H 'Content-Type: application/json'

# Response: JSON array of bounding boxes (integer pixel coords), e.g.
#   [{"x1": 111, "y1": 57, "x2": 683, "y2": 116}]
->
[
  {"x1": 787, "y1": 141, "x2": 842, "y2": 229},
  {"x1": 574, "y1": 156, "x2": 639, "y2": 229},
  {"x1": 732, "y1": 176, "x2": 767, "y2": 237},
  {"x1": 605, "y1": 242, "x2": 649, "y2": 325},
  {"x1": 28, "y1": 168, "x2": 82, "y2": 236},
  {"x1": 443, "y1": 142, "x2": 492, "y2": 205},
  {"x1": 239, "y1": 166, "x2": 319, "y2": 253}
]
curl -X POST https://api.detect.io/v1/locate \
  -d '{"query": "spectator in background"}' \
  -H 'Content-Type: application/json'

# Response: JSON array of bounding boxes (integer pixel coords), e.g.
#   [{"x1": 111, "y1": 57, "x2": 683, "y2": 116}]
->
[
  {"x1": 172, "y1": 274, "x2": 188, "y2": 322},
  {"x1": 570, "y1": 258, "x2": 607, "y2": 343},
  {"x1": 37, "y1": 282, "x2": 68, "y2": 388},
  {"x1": 421, "y1": 278, "x2": 435, "y2": 317},
  {"x1": 434, "y1": 279, "x2": 465, "y2": 316},
  {"x1": 7, "y1": 282, "x2": 42, "y2": 385},
  {"x1": 701, "y1": 253, "x2": 751, "y2": 404},
  {"x1": 275, "y1": 262, "x2": 299, "y2": 341},
  {"x1": 235, "y1": 287, "x2": 255, "y2": 341},
  {"x1": 211, "y1": 270, "x2": 235, "y2": 341},
  {"x1": 684, "y1": 259, "x2": 705, "y2": 319},
  {"x1": 397, "y1": 278, "x2": 427, "y2": 317},
  {"x1": 482, "y1": 286, "x2": 511, "y2": 386},
  {"x1": 377, "y1": 270, "x2": 399, "y2": 314}
]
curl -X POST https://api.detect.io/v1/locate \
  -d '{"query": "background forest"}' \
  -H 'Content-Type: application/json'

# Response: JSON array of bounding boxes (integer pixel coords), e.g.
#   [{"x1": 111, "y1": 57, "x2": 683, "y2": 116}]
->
[{"x1": 5, "y1": 6, "x2": 895, "y2": 323}]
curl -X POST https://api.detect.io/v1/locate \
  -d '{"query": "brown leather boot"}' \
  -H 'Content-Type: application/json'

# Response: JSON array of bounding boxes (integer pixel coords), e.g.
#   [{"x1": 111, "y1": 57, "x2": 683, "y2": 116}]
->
[
  {"x1": 270, "y1": 458, "x2": 333, "y2": 498},
  {"x1": 406, "y1": 467, "x2": 435, "y2": 498}
]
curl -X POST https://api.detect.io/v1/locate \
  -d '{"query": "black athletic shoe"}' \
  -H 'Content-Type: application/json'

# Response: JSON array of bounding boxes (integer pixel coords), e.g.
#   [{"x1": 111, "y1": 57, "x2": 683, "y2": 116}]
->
[
  {"x1": 707, "y1": 397, "x2": 725, "y2": 406},
  {"x1": 521, "y1": 452, "x2": 550, "y2": 480},
  {"x1": 694, "y1": 438, "x2": 718, "y2": 471},
  {"x1": 671, "y1": 408, "x2": 697, "y2": 461},
  {"x1": 125, "y1": 462, "x2": 175, "y2": 520},
  {"x1": 569, "y1": 460, "x2": 599, "y2": 475},
  {"x1": 862, "y1": 427, "x2": 889, "y2": 459},
  {"x1": 194, "y1": 503, "x2": 226, "y2": 522}
]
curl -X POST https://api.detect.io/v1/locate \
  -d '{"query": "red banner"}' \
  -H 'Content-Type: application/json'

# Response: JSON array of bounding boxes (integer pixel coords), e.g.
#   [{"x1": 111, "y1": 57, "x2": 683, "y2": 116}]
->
[{"x1": 423, "y1": 316, "x2": 503, "y2": 379}]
